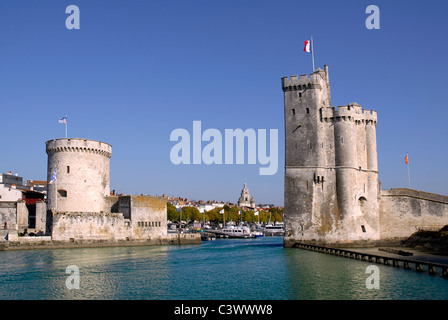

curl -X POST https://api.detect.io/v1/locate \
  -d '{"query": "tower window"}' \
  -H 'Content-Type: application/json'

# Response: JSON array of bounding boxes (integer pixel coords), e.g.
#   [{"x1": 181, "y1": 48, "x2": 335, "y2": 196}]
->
[
  {"x1": 306, "y1": 108, "x2": 310, "y2": 114},
  {"x1": 67, "y1": 166, "x2": 70, "y2": 173},
  {"x1": 299, "y1": 92, "x2": 302, "y2": 97},
  {"x1": 361, "y1": 225, "x2": 366, "y2": 233},
  {"x1": 58, "y1": 190, "x2": 67, "y2": 198},
  {"x1": 292, "y1": 109, "x2": 296, "y2": 115}
]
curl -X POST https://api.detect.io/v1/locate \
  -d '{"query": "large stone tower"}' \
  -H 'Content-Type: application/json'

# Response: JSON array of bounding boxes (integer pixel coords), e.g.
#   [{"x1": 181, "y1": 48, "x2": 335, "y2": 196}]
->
[
  {"x1": 282, "y1": 66, "x2": 380, "y2": 247},
  {"x1": 46, "y1": 138, "x2": 112, "y2": 213}
]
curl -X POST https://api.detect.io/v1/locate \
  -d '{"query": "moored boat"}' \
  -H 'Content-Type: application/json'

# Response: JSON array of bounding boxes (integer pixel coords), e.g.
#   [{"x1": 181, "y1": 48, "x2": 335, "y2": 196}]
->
[
  {"x1": 252, "y1": 231, "x2": 264, "y2": 238},
  {"x1": 263, "y1": 223, "x2": 285, "y2": 236},
  {"x1": 201, "y1": 232, "x2": 216, "y2": 241},
  {"x1": 208, "y1": 226, "x2": 256, "y2": 238}
]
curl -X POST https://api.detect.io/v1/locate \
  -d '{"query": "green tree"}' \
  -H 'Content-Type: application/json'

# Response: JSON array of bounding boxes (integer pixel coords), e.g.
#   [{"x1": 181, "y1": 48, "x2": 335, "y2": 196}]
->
[
  {"x1": 167, "y1": 202, "x2": 179, "y2": 221},
  {"x1": 181, "y1": 206, "x2": 201, "y2": 222},
  {"x1": 206, "y1": 207, "x2": 223, "y2": 223}
]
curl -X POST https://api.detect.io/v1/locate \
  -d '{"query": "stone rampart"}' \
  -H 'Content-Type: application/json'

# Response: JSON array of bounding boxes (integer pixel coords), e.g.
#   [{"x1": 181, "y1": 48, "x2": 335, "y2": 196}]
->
[
  {"x1": 51, "y1": 211, "x2": 129, "y2": 241},
  {"x1": 379, "y1": 188, "x2": 448, "y2": 240}
]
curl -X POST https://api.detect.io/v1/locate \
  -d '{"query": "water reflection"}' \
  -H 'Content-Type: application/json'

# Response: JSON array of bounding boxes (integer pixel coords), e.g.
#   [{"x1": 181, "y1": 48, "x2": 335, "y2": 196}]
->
[
  {"x1": 0, "y1": 246, "x2": 171, "y2": 299},
  {"x1": 1, "y1": 238, "x2": 447, "y2": 300},
  {"x1": 284, "y1": 247, "x2": 448, "y2": 300}
]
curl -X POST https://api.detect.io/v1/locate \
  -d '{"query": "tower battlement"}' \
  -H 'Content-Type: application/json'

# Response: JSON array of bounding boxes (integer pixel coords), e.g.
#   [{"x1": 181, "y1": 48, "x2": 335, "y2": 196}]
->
[
  {"x1": 320, "y1": 103, "x2": 377, "y2": 125},
  {"x1": 281, "y1": 67, "x2": 329, "y2": 92},
  {"x1": 46, "y1": 138, "x2": 112, "y2": 158}
]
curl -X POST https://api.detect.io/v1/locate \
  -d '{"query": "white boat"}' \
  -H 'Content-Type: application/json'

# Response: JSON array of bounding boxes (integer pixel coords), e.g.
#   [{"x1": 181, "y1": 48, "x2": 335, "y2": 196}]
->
[
  {"x1": 252, "y1": 231, "x2": 264, "y2": 238},
  {"x1": 208, "y1": 226, "x2": 256, "y2": 238},
  {"x1": 263, "y1": 224, "x2": 285, "y2": 236}
]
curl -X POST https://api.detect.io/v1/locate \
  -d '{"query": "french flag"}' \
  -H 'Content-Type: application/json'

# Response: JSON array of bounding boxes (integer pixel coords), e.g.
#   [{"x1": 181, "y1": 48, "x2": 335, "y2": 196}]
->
[{"x1": 304, "y1": 40, "x2": 311, "y2": 53}]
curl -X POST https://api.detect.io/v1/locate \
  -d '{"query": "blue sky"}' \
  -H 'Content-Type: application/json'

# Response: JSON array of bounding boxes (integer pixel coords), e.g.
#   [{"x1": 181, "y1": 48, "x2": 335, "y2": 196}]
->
[{"x1": 1, "y1": 0, "x2": 447, "y2": 205}]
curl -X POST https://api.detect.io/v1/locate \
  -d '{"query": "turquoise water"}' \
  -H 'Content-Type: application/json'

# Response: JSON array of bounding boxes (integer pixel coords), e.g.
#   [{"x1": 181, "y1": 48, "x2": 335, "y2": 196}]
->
[{"x1": 0, "y1": 237, "x2": 447, "y2": 300}]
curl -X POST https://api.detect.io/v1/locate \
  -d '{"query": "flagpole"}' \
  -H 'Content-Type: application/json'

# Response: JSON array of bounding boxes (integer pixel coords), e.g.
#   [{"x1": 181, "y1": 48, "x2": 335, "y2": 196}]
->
[
  {"x1": 55, "y1": 169, "x2": 58, "y2": 211},
  {"x1": 65, "y1": 115, "x2": 68, "y2": 138},
  {"x1": 311, "y1": 35, "x2": 315, "y2": 71},
  {"x1": 406, "y1": 152, "x2": 411, "y2": 189}
]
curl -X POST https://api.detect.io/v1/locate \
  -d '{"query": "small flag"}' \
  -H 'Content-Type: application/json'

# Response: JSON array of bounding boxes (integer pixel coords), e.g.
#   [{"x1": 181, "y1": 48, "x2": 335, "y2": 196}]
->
[
  {"x1": 219, "y1": 209, "x2": 224, "y2": 214},
  {"x1": 49, "y1": 168, "x2": 57, "y2": 184},
  {"x1": 254, "y1": 211, "x2": 259, "y2": 216},
  {"x1": 405, "y1": 154, "x2": 408, "y2": 165},
  {"x1": 58, "y1": 117, "x2": 67, "y2": 124},
  {"x1": 238, "y1": 211, "x2": 241, "y2": 215},
  {"x1": 177, "y1": 207, "x2": 182, "y2": 212},
  {"x1": 304, "y1": 40, "x2": 311, "y2": 52}
]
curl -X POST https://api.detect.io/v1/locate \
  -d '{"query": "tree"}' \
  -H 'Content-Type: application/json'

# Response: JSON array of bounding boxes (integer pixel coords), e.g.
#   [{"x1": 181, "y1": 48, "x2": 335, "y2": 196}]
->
[
  {"x1": 167, "y1": 202, "x2": 179, "y2": 221},
  {"x1": 181, "y1": 206, "x2": 201, "y2": 222},
  {"x1": 206, "y1": 207, "x2": 223, "y2": 223}
]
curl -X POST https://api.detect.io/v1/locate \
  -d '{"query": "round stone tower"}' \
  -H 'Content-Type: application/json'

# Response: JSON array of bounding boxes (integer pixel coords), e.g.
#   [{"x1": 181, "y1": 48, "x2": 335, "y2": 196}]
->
[{"x1": 46, "y1": 138, "x2": 112, "y2": 213}]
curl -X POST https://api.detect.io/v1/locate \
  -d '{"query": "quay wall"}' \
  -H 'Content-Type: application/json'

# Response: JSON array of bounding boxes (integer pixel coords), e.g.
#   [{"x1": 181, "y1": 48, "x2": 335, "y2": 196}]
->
[{"x1": 0, "y1": 232, "x2": 201, "y2": 251}]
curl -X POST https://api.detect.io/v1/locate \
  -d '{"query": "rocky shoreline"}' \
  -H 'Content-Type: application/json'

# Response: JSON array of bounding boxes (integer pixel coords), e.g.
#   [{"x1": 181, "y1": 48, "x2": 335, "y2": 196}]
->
[{"x1": 401, "y1": 226, "x2": 448, "y2": 256}]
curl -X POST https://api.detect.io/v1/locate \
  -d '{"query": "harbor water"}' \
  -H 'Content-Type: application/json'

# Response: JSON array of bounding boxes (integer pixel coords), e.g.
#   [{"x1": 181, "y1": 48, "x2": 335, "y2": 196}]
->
[{"x1": 0, "y1": 237, "x2": 447, "y2": 300}]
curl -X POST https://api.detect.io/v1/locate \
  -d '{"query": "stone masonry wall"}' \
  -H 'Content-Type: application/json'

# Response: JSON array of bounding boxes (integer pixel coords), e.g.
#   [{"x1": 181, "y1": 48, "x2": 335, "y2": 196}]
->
[
  {"x1": 51, "y1": 211, "x2": 130, "y2": 241},
  {"x1": 127, "y1": 196, "x2": 167, "y2": 240},
  {"x1": 0, "y1": 202, "x2": 17, "y2": 230},
  {"x1": 379, "y1": 188, "x2": 448, "y2": 240}
]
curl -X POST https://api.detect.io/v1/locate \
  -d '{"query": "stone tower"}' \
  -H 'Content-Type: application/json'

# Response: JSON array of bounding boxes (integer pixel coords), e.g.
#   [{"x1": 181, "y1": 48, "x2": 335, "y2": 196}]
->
[
  {"x1": 46, "y1": 138, "x2": 112, "y2": 213},
  {"x1": 282, "y1": 66, "x2": 380, "y2": 247}
]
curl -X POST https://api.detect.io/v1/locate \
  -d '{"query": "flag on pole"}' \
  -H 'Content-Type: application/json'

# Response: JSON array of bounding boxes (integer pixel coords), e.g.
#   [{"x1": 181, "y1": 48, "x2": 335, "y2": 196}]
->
[
  {"x1": 219, "y1": 209, "x2": 224, "y2": 214},
  {"x1": 59, "y1": 116, "x2": 68, "y2": 138},
  {"x1": 304, "y1": 40, "x2": 311, "y2": 52},
  {"x1": 238, "y1": 211, "x2": 241, "y2": 215},
  {"x1": 254, "y1": 211, "x2": 259, "y2": 216},
  {"x1": 405, "y1": 154, "x2": 409, "y2": 165},
  {"x1": 49, "y1": 168, "x2": 57, "y2": 184},
  {"x1": 304, "y1": 37, "x2": 315, "y2": 71}
]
